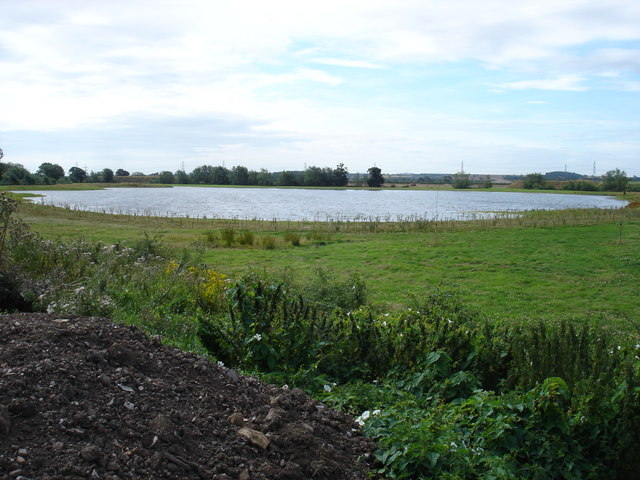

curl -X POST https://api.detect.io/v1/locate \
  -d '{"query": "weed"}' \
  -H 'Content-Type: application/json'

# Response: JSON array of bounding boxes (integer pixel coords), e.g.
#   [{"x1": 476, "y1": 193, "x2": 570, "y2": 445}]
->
[
  {"x1": 221, "y1": 228, "x2": 235, "y2": 247},
  {"x1": 262, "y1": 236, "x2": 276, "y2": 249}
]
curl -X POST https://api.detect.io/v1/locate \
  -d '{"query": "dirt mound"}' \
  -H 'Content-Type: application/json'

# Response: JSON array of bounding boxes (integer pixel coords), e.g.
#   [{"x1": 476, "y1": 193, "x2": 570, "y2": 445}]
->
[{"x1": 0, "y1": 313, "x2": 375, "y2": 479}]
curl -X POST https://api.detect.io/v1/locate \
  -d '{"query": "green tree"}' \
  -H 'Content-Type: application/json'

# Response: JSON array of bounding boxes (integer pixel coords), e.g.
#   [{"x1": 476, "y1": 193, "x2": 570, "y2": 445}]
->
[
  {"x1": 256, "y1": 168, "x2": 273, "y2": 186},
  {"x1": 115, "y1": 169, "x2": 130, "y2": 176},
  {"x1": 332, "y1": 163, "x2": 349, "y2": 187},
  {"x1": 0, "y1": 164, "x2": 36, "y2": 185},
  {"x1": 601, "y1": 168, "x2": 629, "y2": 193},
  {"x1": 174, "y1": 169, "x2": 189, "y2": 184},
  {"x1": 452, "y1": 171, "x2": 471, "y2": 189},
  {"x1": 37, "y1": 162, "x2": 65, "y2": 181},
  {"x1": 102, "y1": 168, "x2": 114, "y2": 183},
  {"x1": 68, "y1": 166, "x2": 87, "y2": 183},
  {"x1": 190, "y1": 165, "x2": 215, "y2": 184},
  {"x1": 211, "y1": 166, "x2": 230, "y2": 185},
  {"x1": 303, "y1": 166, "x2": 332, "y2": 186},
  {"x1": 158, "y1": 171, "x2": 175, "y2": 184},
  {"x1": 231, "y1": 165, "x2": 249, "y2": 185},
  {"x1": 522, "y1": 173, "x2": 547, "y2": 189},
  {"x1": 278, "y1": 170, "x2": 301, "y2": 186},
  {"x1": 367, "y1": 166, "x2": 384, "y2": 188}
]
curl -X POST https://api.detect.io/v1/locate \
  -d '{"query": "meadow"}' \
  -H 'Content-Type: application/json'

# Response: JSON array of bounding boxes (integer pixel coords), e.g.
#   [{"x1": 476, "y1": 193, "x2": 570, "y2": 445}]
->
[
  {"x1": 14, "y1": 194, "x2": 640, "y2": 325},
  {"x1": 4, "y1": 190, "x2": 640, "y2": 479}
]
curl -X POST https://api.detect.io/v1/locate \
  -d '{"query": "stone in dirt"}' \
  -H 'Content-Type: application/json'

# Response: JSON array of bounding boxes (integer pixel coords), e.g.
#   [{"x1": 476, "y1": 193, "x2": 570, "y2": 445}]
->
[{"x1": 0, "y1": 313, "x2": 375, "y2": 479}]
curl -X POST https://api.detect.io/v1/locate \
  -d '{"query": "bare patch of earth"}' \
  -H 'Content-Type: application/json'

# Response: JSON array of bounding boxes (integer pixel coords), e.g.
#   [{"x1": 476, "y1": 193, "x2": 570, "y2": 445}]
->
[{"x1": 0, "y1": 313, "x2": 375, "y2": 479}]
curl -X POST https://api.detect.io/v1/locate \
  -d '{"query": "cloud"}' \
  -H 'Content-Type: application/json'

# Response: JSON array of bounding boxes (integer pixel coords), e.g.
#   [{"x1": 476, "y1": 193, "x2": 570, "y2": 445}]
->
[
  {"x1": 496, "y1": 75, "x2": 588, "y2": 91},
  {"x1": 1, "y1": 0, "x2": 639, "y2": 175},
  {"x1": 311, "y1": 58, "x2": 385, "y2": 69}
]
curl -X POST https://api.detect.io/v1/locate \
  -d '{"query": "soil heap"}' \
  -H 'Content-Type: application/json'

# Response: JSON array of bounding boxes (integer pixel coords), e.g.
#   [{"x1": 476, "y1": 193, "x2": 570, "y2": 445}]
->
[{"x1": 0, "y1": 313, "x2": 375, "y2": 479}]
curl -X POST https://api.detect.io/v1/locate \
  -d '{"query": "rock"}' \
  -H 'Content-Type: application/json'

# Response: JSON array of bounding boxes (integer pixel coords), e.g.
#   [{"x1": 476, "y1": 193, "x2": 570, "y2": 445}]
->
[
  {"x1": 237, "y1": 428, "x2": 270, "y2": 450},
  {"x1": 225, "y1": 369, "x2": 240, "y2": 383},
  {"x1": 148, "y1": 414, "x2": 177, "y2": 442},
  {"x1": 107, "y1": 343, "x2": 137, "y2": 366},
  {"x1": 228, "y1": 412, "x2": 244, "y2": 426},
  {"x1": 80, "y1": 445, "x2": 101, "y2": 462}
]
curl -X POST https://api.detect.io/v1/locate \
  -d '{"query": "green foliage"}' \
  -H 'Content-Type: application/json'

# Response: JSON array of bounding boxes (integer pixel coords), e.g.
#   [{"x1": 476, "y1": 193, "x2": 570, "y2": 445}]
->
[
  {"x1": 452, "y1": 171, "x2": 472, "y2": 189},
  {"x1": 283, "y1": 231, "x2": 301, "y2": 246},
  {"x1": 562, "y1": 180, "x2": 598, "y2": 191},
  {"x1": 367, "y1": 166, "x2": 385, "y2": 187},
  {"x1": 299, "y1": 266, "x2": 367, "y2": 309},
  {"x1": 262, "y1": 235, "x2": 276, "y2": 249},
  {"x1": 0, "y1": 163, "x2": 37, "y2": 185},
  {"x1": 0, "y1": 193, "x2": 18, "y2": 263},
  {"x1": 221, "y1": 228, "x2": 235, "y2": 246},
  {"x1": 238, "y1": 231, "x2": 254, "y2": 245},
  {"x1": 522, "y1": 173, "x2": 548, "y2": 190},
  {"x1": 37, "y1": 163, "x2": 65, "y2": 181},
  {"x1": 601, "y1": 168, "x2": 629, "y2": 193},
  {"x1": 68, "y1": 166, "x2": 87, "y2": 183}
]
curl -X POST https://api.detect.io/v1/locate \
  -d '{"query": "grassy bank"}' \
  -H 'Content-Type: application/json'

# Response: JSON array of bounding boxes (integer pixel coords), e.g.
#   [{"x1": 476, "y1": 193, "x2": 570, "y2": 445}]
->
[{"x1": 14, "y1": 197, "x2": 640, "y2": 325}]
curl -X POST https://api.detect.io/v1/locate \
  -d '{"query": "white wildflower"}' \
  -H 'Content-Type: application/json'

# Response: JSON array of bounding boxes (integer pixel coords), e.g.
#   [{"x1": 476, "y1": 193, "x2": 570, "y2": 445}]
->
[
  {"x1": 323, "y1": 384, "x2": 332, "y2": 392},
  {"x1": 355, "y1": 411, "x2": 371, "y2": 426}
]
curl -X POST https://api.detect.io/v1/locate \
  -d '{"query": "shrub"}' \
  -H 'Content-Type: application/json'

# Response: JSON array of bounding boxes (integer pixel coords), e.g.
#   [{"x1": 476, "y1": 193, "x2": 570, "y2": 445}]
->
[
  {"x1": 283, "y1": 231, "x2": 301, "y2": 246},
  {"x1": 221, "y1": 228, "x2": 235, "y2": 247},
  {"x1": 238, "y1": 231, "x2": 254, "y2": 245},
  {"x1": 262, "y1": 236, "x2": 276, "y2": 249}
]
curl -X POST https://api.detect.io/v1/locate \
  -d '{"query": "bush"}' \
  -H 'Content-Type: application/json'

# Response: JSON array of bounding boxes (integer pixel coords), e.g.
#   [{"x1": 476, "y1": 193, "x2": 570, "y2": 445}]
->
[{"x1": 262, "y1": 236, "x2": 276, "y2": 249}]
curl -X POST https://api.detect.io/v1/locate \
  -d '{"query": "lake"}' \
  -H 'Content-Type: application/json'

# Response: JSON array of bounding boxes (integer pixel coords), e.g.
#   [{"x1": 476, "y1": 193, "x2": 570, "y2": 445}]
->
[{"x1": 22, "y1": 187, "x2": 627, "y2": 222}]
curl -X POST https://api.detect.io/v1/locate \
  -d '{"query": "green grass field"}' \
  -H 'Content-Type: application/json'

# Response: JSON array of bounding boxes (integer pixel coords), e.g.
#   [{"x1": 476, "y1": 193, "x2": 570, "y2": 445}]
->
[{"x1": 14, "y1": 194, "x2": 639, "y2": 326}]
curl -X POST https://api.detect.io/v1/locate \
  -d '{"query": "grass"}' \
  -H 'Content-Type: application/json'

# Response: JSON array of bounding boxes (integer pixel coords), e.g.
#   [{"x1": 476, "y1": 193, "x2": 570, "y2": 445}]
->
[{"x1": 13, "y1": 193, "x2": 640, "y2": 325}]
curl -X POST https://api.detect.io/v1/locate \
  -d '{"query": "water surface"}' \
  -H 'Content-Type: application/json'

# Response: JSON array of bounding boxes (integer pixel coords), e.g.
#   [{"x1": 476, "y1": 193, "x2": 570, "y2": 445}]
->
[{"x1": 23, "y1": 187, "x2": 626, "y2": 221}]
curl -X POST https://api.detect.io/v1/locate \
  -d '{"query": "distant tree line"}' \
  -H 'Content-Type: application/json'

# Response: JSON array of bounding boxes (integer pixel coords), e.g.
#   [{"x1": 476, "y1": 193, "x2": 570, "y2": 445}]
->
[
  {"x1": 0, "y1": 151, "x2": 634, "y2": 193},
  {"x1": 0, "y1": 156, "x2": 390, "y2": 188}
]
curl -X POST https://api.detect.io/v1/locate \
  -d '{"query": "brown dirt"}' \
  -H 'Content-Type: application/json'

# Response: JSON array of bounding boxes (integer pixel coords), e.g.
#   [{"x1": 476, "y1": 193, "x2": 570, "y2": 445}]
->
[{"x1": 0, "y1": 313, "x2": 375, "y2": 479}]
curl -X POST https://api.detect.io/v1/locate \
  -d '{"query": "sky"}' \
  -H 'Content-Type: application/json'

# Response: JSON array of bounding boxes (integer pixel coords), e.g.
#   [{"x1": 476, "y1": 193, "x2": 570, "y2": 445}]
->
[{"x1": 1, "y1": 0, "x2": 639, "y2": 176}]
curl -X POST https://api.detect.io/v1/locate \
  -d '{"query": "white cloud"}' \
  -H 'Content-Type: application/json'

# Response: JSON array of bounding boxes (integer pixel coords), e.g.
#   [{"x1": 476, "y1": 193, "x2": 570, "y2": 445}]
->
[
  {"x1": 497, "y1": 75, "x2": 588, "y2": 91},
  {"x1": 311, "y1": 58, "x2": 385, "y2": 69},
  {"x1": 1, "y1": 0, "x2": 639, "y2": 174}
]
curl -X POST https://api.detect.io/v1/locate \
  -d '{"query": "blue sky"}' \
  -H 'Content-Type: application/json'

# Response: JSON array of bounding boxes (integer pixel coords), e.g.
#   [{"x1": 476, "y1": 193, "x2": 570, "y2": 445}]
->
[{"x1": 1, "y1": 0, "x2": 639, "y2": 176}]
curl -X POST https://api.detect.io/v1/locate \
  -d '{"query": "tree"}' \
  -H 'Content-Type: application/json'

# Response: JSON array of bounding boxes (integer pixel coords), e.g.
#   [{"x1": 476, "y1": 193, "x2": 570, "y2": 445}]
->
[
  {"x1": 174, "y1": 169, "x2": 190, "y2": 184},
  {"x1": 601, "y1": 168, "x2": 629, "y2": 193},
  {"x1": 276, "y1": 171, "x2": 299, "y2": 186},
  {"x1": 367, "y1": 167, "x2": 384, "y2": 188},
  {"x1": 256, "y1": 168, "x2": 273, "y2": 186},
  {"x1": 452, "y1": 171, "x2": 471, "y2": 189},
  {"x1": 303, "y1": 166, "x2": 326, "y2": 186},
  {"x1": 190, "y1": 165, "x2": 215, "y2": 184},
  {"x1": 102, "y1": 168, "x2": 114, "y2": 183},
  {"x1": 37, "y1": 162, "x2": 65, "y2": 181},
  {"x1": 157, "y1": 171, "x2": 175, "y2": 184},
  {"x1": 231, "y1": 165, "x2": 249, "y2": 185},
  {"x1": 68, "y1": 166, "x2": 87, "y2": 183},
  {"x1": 522, "y1": 173, "x2": 546, "y2": 190},
  {"x1": 211, "y1": 166, "x2": 230, "y2": 185},
  {"x1": 0, "y1": 164, "x2": 36, "y2": 185},
  {"x1": 116, "y1": 169, "x2": 130, "y2": 176},
  {"x1": 332, "y1": 163, "x2": 349, "y2": 187}
]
